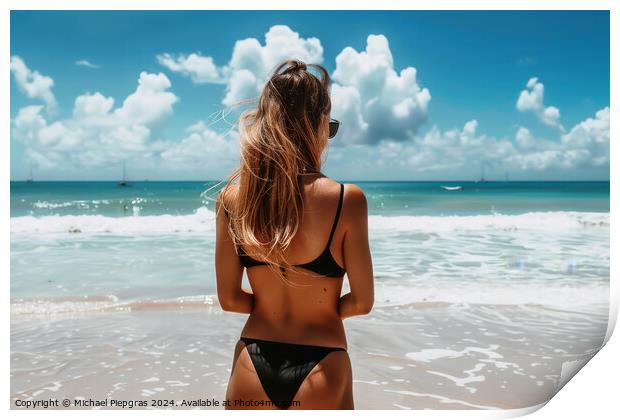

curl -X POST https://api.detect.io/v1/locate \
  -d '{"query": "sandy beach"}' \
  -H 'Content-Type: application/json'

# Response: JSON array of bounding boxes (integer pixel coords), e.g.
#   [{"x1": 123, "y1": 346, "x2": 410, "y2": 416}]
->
[{"x1": 10, "y1": 299, "x2": 608, "y2": 410}]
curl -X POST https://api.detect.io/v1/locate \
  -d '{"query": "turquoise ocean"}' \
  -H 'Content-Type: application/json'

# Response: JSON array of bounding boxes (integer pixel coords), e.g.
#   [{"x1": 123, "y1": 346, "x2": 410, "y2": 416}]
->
[{"x1": 10, "y1": 180, "x2": 610, "y2": 310}]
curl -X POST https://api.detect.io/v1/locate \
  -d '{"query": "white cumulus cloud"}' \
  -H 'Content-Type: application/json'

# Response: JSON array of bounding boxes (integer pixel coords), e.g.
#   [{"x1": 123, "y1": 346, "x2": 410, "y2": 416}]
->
[
  {"x1": 10, "y1": 55, "x2": 58, "y2": 115},
  {"x1": 159, "y1": 121, "x2": 239, "y2": 167},
  {"x1": 516, "y1": 77, "x2": 564, "y2": 131},
  {"x1": 157, "y1": 27, "x2": 431, "y2": 146},
  {"x1": 505, "y1": 107, "x2": 609, "y2": 171},
  {"x1": 11, "y1": 72, "x2": 179, "y2": 168},
  {"x1": 157, "y1": 25, "x2": 324, "y2": 106},
  {"x1": 327, "y1": 105, "x2": 609, "y2": 179},
  {"x1": 560, "y1": 106, "x2": 609, "y2": 167},
  {"x1": 113, "y1": 72, "x2": 179, "y2": 127},
  {"x1": 156, "y1": 53, "x2": 228, "y2": 84},
  {"x1": 331, "y1": 34, "x2": 431, "y2": 145},
  {"x1": 322, "y1": 119, "x2": 516, "y2": 179}
]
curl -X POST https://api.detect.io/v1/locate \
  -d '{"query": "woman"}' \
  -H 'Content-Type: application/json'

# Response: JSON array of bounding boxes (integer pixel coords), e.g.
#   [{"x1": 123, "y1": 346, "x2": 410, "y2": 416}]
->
[{"x1": 215, "y1": 59, "x2": 374, "y2": 410}]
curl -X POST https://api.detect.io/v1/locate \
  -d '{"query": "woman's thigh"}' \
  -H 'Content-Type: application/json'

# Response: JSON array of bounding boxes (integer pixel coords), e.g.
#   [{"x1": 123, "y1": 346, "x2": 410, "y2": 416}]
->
[
  {"x1": 225, "y1": 341, "x2": 273, "y2": 410},
  {"x1": 290, "y1": 350, "x2": 354, "y2": 410}
]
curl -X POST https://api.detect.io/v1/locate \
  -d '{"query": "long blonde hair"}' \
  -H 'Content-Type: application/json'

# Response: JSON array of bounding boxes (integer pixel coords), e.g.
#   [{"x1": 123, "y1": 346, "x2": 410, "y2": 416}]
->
[{"x1": 219, "y1": 59, "x2": 333, "y2": 285}]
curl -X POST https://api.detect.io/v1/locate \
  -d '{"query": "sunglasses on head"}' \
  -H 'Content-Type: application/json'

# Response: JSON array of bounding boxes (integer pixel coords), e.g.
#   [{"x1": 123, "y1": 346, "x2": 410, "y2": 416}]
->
[{"x1": 328, "y1": 118, "x2": 340, "y2": 139}]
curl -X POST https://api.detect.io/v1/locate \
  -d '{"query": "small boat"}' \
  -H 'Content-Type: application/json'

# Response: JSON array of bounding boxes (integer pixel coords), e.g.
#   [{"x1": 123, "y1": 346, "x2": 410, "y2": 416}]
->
[
  {"x1": 26, "y1": 163, "x2": 34, "y2": 183},
  {"x1": 474, "y1": 163, "x2": 487, "y2": 183},
  {"x1": 118, "y1": 161, "x2": 130, "y2": 187},
  {"x1": 441, "y1": 185, "x2": 464, "y2": 191}
]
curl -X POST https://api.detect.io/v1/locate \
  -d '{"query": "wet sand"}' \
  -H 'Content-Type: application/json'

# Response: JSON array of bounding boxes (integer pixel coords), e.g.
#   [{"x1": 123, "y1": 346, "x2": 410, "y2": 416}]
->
[{"x1": 10, "y1": 300, "x2": 608, "y2": 410}]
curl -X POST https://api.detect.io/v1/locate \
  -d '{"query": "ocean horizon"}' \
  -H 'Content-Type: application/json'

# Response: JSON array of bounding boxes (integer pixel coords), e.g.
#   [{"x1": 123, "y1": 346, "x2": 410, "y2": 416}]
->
[{"x1": 10, "y1": 180, "x2": 610, "y2": 217}]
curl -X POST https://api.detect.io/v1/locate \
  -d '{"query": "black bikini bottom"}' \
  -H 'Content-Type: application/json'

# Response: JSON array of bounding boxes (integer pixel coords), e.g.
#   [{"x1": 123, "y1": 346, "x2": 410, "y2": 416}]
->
[{"x1": 236, "y1": 336, "x2": 347, "y2": 409}]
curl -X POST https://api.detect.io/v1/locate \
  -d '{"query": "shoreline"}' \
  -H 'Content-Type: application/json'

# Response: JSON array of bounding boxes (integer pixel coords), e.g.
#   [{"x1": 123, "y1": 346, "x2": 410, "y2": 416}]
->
[{"x1": 11, "y1": 301, "x2": 608, "y2": 410}]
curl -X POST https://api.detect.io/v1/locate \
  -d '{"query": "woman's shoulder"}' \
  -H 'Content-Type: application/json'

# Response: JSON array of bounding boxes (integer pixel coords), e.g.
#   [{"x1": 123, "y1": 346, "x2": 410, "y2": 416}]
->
[
  {"x1": 216, "y1": 183, "x2": 239, "y2": 216},
  {"x1": 314, "y1": 178, "x2": 366, "y2": 206},
  {"x1": 340, "y1": 182, "x2": 368, "y2": 226},
  {"x1": 341, "y1": 182, "x2": 365, "y2": 198},
  {"x1": 307, "y1": 178, "x2": 368, "y2": 231},
  {"x1": 340, "y1": 182, "x2": 367, "y2": 206}
]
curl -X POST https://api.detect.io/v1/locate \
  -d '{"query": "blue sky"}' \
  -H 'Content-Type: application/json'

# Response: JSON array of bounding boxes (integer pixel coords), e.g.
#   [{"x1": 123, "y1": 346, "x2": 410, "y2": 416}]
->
[{"x1": 10, "y1": 10, "x2": 609, "y2": 181}]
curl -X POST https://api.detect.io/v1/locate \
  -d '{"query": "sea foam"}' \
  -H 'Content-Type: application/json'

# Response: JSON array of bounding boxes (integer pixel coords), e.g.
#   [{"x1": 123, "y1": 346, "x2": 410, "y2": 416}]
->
[{"x1": 10, "y1": 208, "x2": 609, "y2": 236}]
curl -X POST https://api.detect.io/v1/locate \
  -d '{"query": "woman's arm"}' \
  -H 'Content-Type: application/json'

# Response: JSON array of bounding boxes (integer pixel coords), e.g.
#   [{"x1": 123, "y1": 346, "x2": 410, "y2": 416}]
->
[
  {"x1": 338, "y1": 184, "x2": 374, "y2": 320},
  {"x1": 215, "y1": 189, "x2": 254, "y2": 314}
]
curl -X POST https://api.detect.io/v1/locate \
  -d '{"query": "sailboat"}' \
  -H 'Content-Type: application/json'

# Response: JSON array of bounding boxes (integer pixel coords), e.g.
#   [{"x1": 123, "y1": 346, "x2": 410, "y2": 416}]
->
[
  {"x1": 118, "y1": 161, "x2": 130, "y2": 187},
  {"x1": 26, "y1": 163, "x2": 33, "y2": 183},
  {"x1": 475, "y1": 162, "x2": 487, "y2": 183}
]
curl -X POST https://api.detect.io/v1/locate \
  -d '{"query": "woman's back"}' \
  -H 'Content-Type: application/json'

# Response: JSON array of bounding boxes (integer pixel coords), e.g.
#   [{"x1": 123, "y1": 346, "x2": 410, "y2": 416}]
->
[
  {"x1": 231, "y1": 176, "x2": 349, "y2": 348},
  {"x1": 217, "y1": 173, "x2": 372, "y2": 410}
]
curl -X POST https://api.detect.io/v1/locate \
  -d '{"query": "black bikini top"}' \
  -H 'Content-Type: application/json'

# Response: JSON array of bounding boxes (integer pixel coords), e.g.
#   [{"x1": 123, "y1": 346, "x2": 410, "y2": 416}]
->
[{"x1": 227, "y1": 183, "x2": 346, "y2": 278}]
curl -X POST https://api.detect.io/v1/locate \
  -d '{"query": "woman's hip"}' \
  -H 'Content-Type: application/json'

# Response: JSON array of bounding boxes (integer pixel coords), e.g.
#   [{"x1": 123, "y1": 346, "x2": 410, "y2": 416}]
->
[{"x1": 228, "y1": 337, "x2": 352, "y2": 409}]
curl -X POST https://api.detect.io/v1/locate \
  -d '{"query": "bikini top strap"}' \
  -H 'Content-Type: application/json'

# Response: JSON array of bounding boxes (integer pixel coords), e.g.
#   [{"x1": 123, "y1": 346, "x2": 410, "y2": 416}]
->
[{"x1": 326, "y1": 183, "x2": 344, "y2": 248}]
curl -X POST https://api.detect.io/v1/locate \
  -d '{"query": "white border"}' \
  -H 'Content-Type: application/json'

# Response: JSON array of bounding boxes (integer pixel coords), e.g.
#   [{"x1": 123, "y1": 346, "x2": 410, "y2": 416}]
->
[
  {"x1": 3, "y1": 1, "x2": 616, "y2": 419},
  {"x1": 0, "y1": 0, "x2": 616, "y2": 10}
]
